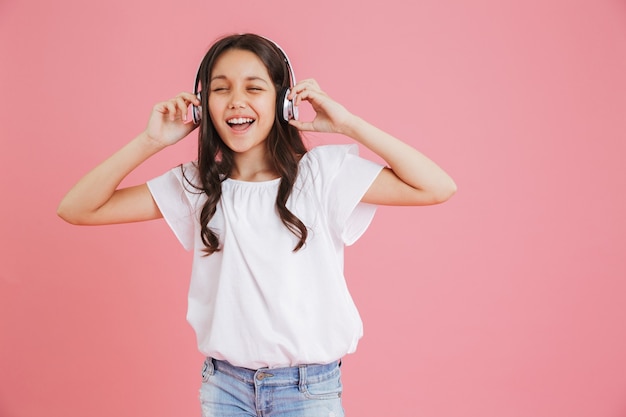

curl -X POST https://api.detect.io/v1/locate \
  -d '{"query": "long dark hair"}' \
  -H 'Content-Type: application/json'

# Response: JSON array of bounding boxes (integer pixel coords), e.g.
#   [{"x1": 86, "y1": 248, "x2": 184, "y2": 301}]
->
[{"x1": 189, "y1": 33, "x2": 308, "y2": 256}]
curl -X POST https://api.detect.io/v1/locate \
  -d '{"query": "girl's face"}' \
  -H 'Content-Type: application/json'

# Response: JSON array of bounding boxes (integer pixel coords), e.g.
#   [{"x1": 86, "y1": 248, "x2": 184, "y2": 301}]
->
[{"x1": 208, "y1": 48, "x2": 277, "y2": 158}]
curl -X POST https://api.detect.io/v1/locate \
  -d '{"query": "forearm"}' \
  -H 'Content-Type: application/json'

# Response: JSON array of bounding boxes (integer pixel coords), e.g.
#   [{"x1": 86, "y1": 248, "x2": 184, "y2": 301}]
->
[
  {"x1": 341, "y1": 115, "x2": 457, "y2": 200},
  {"x1": 57, "y1": 131, "x2": 165, "y2": 223}
]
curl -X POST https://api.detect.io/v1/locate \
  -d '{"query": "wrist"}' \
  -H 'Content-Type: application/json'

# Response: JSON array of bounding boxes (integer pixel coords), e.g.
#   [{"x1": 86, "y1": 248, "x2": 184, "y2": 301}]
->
[
  {"x1": 337, "y1": 114, "x2": 366, "y2": 138},
  {"x1": 137, "y1": 131, "x2": 168, "y2": 153}
]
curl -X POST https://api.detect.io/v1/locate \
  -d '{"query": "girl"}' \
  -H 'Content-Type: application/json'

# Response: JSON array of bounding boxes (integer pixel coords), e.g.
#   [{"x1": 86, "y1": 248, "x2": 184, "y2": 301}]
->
[{"x1": 58, "y1": 33, "x2": 456, "y2": 417}]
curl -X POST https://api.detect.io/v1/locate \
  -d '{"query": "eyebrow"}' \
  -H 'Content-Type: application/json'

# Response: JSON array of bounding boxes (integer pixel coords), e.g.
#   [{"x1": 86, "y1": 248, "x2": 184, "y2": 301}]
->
[{"x1": 209, "y1": 75, "x2": 270, "y2": 85}]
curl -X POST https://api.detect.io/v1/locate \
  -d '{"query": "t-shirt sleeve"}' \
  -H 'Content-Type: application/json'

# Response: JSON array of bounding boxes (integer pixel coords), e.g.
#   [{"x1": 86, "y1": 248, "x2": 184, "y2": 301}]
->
[
  {"x1": 314, "y1": 145, "x2": 385, "y2": 246},
  {"x1": 146, "y1": 163, "x2": 198, "y2": 251}
]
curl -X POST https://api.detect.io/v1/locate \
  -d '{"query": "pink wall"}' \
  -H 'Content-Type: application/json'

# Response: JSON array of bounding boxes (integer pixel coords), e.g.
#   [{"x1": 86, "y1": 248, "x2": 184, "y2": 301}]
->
[{"x1": 2, "y1": 0, "x2": 626, "y2": 416}]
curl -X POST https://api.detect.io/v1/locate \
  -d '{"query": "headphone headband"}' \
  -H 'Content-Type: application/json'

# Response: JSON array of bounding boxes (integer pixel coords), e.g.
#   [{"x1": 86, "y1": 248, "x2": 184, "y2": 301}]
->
[{"x1": 269, "y1": 38, "x2": 297, "y2": 91}]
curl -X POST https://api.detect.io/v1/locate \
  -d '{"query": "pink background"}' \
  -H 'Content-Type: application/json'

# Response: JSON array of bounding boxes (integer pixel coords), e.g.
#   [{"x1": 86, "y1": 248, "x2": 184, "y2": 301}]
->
[{"x1": 2, "y1": 0, "x2": 626, "y2": 416}]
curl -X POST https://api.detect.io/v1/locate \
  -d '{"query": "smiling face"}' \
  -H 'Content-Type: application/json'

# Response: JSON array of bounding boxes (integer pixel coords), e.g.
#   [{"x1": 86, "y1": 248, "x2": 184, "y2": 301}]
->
[{"x1": 208, "y1": 48, "x2": 277, "y2": 161}]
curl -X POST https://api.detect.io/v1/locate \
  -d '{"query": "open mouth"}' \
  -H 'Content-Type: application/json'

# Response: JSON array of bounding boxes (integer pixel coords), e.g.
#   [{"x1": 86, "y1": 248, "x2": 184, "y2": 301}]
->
[{"x1": 227, "y1": 117, "x2": 255, "y2": 131}]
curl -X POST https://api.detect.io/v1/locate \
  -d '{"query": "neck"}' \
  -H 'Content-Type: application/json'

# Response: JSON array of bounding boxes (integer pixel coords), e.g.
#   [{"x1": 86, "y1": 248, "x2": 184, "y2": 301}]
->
[{"x1": 231, "y1": 150, "x2": 278, "y2": 182}]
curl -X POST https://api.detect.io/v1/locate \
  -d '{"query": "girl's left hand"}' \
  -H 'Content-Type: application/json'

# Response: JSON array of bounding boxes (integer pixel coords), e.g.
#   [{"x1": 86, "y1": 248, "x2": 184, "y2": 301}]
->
[{"x1": 287, "y1": 79, "x2": 353, "y2": 134}]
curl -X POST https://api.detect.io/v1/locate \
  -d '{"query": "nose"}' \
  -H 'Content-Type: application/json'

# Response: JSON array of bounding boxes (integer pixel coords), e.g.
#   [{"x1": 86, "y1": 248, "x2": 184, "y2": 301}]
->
[{"x1": 228, "y1": 89, "x2": 246, "y2": 109}]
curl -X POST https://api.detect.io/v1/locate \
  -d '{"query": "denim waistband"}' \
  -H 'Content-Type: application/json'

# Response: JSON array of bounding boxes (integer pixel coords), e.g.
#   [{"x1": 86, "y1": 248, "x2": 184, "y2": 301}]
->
[{"x1": 205, "y1": 357, "x2": 341, "y2": 386}]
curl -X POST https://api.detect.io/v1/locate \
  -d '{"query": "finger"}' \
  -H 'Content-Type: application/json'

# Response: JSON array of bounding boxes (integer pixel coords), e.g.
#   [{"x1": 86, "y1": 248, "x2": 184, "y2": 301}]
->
[
  {"x1": 289, "y1": 79, "x2": 321, "y2": 99},
  {"x1": 181, "y1": 92, "x2": 201, "y2": 122},
  {"x1": 293, "y1": 88, "x2": 325, "y2": 107},
  {"x1": 295, "y1": 78, "x2": 319, "y2": 89},
  {"x1": 181, "y1": 91, "x2": 201, "y2": 106},
  {"x1": 301, "y1": 79, "x2": 320, "y2": 90},
  {"x1": 288, "y1": 119, "x2": 315, "y2": 132},
  {"x1": 173, "y1": 96, "x2": 190, "y2": 122},
  {"x1": 164, "y1": 100, "x2": 181, "y2": 121},
  {"x1": 153, "y1": 101, "x2": 169, "y2": 115}
]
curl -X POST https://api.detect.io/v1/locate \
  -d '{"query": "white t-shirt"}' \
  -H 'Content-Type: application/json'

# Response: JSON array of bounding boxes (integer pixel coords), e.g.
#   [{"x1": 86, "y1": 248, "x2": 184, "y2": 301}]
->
[{"x1": 147, "y1": 144, "x2": 384, "y2": 369}]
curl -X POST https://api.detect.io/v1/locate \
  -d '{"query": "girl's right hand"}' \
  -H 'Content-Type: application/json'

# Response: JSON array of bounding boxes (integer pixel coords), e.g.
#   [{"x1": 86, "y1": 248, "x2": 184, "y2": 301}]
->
[{"x1": 145, "y1": 92, "x2": 200, "y2": 147}]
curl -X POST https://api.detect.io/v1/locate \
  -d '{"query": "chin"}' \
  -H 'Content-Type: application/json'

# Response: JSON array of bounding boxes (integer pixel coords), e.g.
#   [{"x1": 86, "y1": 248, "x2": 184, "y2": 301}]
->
[{"x1": 223, "y1": 140, "x2": 265, "y2": 155}]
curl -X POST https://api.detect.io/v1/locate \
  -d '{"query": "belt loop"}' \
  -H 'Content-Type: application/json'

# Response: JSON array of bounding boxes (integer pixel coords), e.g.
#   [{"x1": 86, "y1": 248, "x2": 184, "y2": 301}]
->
[
  {"x1": 298, "y1": 365, "x2": 307, "y2": 393},
  {"x1": 201, "y1": 357, "x2": 214, "y2": 382}
]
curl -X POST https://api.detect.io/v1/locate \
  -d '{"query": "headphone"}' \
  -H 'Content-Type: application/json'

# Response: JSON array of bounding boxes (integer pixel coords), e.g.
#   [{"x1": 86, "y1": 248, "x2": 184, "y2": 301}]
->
[{"x1": 191, "y1": 36, "x2": 299, "y2": 125}]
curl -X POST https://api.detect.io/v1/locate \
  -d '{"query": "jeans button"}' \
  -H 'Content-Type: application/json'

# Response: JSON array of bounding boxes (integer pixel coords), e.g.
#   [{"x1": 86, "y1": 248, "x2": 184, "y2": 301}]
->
[{"x1": 256, "y1": 372, "x2": 273, "y2": 380}]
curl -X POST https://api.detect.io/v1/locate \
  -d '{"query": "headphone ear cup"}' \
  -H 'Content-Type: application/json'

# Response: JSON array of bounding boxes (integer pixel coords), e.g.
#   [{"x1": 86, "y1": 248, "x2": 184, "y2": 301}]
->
[
  {"x1": 192, "y1": 92, "x2": 202, "y2": 124},
  {"x1": 278, "y1": 87, "x2": 298, "y2": 122}
]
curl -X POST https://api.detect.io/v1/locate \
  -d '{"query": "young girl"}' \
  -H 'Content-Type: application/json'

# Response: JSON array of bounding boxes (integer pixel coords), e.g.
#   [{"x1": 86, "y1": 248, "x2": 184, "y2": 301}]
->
[{"x1": 58, "y1": 33, "x2": 456, "y2": 417}]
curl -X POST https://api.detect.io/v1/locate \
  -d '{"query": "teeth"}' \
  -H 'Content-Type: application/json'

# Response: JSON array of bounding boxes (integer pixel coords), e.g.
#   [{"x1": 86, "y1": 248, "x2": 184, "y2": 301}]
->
[{"x1": 227, "y1": 117, "x2": 254, "y2": 125}]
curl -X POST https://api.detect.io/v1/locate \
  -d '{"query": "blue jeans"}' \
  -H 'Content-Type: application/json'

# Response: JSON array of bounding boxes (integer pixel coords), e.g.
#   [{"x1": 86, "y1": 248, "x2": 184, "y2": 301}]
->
[{"x1": 199, "y1": 357, "x2": 345, "y2": 417}]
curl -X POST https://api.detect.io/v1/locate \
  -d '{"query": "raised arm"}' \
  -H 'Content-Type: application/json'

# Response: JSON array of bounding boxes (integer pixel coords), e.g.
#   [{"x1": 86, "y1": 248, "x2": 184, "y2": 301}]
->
[
  {"x1": 288, "y1": 80, "x2": 457, "y2": 206},
  {"x1": 57, "y1": 92, "x2": 200, "y2": 224}
]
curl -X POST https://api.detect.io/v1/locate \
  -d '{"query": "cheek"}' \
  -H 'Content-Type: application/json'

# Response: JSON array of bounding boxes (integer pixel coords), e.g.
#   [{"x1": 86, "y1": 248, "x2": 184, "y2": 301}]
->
[
  {"x1": 207, "y1": 99, "x2": 222, "y2": 122},
  {"x1": 207, "y1": 96, "x2": 217, "y2": 110},
  {"x1": 256, "y1": 96, "x2": 277, "y2": 118}
]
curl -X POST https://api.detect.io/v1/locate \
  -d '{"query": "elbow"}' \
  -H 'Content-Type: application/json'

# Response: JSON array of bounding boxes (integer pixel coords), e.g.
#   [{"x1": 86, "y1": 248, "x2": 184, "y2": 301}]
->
[
  {"x1": 56, "y1": 201, "x2": 85, "y2": 225},
  {"x1": 56, "y1": 204, "x2": 77, "y2": 225},
  {"x1": 432, "y1": 180, "x2": 457, "y2": 204}
]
